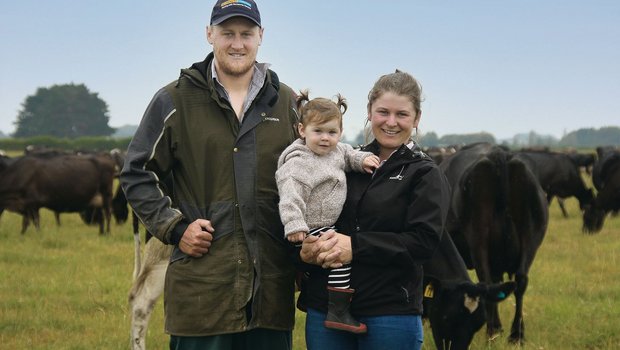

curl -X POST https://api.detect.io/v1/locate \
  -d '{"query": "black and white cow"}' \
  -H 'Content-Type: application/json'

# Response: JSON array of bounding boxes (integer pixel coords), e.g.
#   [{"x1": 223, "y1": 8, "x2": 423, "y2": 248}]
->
[{"x1": 423, "y1": 231, "x2": 515, "y2": 350}]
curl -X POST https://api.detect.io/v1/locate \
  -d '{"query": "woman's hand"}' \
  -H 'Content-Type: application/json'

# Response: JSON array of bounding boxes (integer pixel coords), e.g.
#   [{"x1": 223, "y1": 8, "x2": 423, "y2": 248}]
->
[
  {"x1": 300, "y1": 230, "x2": 338, "y2": 266},
  {"x1": 300, "y1": 230, "x2": 352, "y2": 268},
  {"x1": 326, "y1": 233, "x2": 353, "y2": 265}
]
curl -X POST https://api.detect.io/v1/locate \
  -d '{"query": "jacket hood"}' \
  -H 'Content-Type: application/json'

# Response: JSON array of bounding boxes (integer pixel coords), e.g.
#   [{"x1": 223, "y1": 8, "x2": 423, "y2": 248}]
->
[
  {"x1": 277, "y1": 139, "x2": 311, "y2": 168},
  {"x1": 177, "y1": 53, "x2": 213, "y2": 90}
]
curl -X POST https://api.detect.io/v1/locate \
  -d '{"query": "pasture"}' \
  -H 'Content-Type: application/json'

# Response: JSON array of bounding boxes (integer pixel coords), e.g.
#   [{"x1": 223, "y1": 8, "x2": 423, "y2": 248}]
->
[{"x1": 0, "y1": 198, "x2": 619, "y2": 349}]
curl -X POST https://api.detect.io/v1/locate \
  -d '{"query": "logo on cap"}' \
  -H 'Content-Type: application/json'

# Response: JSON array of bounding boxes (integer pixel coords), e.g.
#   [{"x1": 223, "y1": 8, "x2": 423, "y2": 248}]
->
[{"x1": 220, "y1": 0, "x2": 253, "y2": 10}]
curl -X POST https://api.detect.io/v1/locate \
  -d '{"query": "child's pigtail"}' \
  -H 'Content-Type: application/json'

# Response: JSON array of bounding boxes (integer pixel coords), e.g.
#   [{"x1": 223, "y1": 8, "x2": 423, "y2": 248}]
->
[{"x1": 335, "y1": 94, "x2": 348, "y2": 116}]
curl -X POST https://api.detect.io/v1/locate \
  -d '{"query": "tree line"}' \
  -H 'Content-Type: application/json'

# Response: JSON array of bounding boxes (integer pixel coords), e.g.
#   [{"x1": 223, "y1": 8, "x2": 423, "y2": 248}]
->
[
  {"x1": 344, "y1": 128, "x2": 620, "y2": 149},
  {"x1": 5, "y1": 83, "x2": 620, "y2": 149}
]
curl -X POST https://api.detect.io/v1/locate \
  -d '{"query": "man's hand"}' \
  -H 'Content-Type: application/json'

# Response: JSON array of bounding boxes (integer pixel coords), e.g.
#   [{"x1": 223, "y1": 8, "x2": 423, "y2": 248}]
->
[{"x1": 179, "y1": 219, "x2": 214, "y2": 258}]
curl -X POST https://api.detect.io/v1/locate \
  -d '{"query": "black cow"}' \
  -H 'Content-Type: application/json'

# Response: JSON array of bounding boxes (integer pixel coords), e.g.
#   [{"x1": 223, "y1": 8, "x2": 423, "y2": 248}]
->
[
  {"x1": 566, "y1": 151, "x2": 596, "y2": 175},
  {"x1": 515, "y1": 150, "x2": 594, "y2": 218},
  {"x1": 583, "y1": 147, "x2": 620, "y2": 233},
  {"x1": 423, "y1": 146, "x2": 458, "y2": 165},
  {"x1": 81, "y1": 185, "x2": 130, "y2": 226},
  {"x1": 0, "y1": 153, "x2": 15, "y2": 171},
  {"x1": 423, "y1": 231, "x2": 515, "y2": 350},
  {"x1": 0, "y1": 153, "x2": 116, "y2": 234},
  {"x1": 0, "y1": 154, "x2": 22, "y2": 224},
  {"x1": 439, "y1": 143, "x2": 548, "y2": 344},
  {"x1": 592, "y1": 146, "x2": 619, "y2": 191}
]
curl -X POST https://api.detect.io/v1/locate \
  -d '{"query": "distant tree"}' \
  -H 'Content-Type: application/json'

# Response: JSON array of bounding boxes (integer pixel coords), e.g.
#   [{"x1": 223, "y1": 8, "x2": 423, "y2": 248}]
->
[
  {"x1": 342, "y1": 130, "x2": 366, "y2": 147},
  {"x1": 419, "y1": 131, "x2": 439, "y2": 147},
  {"x1": 528, "y1": 131, "x2": 558, "y2": 147},
  {"x1": 13, "y1": 83, "x2": 115, "y2": 138},
  {"x1": 559, "y1": 127, "x2": 620, "y2": 148}
]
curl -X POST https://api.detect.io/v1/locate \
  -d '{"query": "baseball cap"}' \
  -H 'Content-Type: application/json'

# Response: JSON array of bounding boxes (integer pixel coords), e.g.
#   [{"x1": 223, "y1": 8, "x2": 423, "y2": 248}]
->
[{"x1": 210, "y1": 0, "x2": 261, "y2": 27}]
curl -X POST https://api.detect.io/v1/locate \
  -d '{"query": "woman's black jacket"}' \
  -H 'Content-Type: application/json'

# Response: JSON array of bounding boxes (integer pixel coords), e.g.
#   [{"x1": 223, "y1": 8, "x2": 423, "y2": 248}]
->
[{"x1": 297, "y1": 141, "x2": 451, "y2": 316}]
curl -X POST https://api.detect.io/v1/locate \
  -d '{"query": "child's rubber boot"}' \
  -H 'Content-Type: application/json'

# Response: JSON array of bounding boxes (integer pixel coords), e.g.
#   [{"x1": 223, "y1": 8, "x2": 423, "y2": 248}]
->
[{"x1": 324, "y1": 286, "x2": 367, "y2": 334}]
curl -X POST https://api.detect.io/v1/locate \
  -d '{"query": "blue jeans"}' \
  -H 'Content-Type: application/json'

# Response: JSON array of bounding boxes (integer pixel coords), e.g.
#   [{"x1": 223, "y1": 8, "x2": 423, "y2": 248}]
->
[{"x1": 305, "y1": 308, "x2": 423, "y2": 350}]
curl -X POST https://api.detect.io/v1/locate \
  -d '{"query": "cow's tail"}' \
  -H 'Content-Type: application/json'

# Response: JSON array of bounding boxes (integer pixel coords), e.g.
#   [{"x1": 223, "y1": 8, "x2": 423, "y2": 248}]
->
[
  {"x1": 487, "y1": 148, "x2": 512, "y2": 241},
  {"x1": 132, "y1": 211, "x2": 141, "y2": 281}
]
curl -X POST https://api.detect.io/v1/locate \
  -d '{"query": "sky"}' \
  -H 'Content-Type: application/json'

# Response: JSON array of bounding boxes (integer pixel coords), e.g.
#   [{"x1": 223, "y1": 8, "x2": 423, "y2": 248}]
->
[{"x1": 1, "y1": 1, "x2": 619, "y2": 141}]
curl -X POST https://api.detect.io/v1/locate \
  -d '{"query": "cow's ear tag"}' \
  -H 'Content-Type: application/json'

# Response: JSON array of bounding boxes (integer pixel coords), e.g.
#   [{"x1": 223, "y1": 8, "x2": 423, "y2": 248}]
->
[{"x1": 424, "y1": 284, "x2": 434, "y2": 298}]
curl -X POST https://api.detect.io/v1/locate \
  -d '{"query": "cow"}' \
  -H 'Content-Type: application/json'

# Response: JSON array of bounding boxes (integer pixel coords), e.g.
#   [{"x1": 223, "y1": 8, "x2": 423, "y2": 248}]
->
[
  {"x1": 110, "y1": 148, "x2": 126, "y2": 175},
  {"x1": 423, "y1": 231, "x2": 515, "y2": 350},
  {"x1": 439, "y1": 142, "x2": 549, "y2": 344},
  {"x1": 583, "y1": 147, "x2": 620, "y2": 233},
  {"x1": 566, "y1": 151, "x2": 596, "y2": 175},
  {"x1": 0, "y1": 153, "x2": 116, "y2": 234},
  {"x1": 81, "y1": 185, "x2": 130, "y2": 226},
  {"x1": 0, "y1": 154, "x2": 24, "y2": 225},
  {"x1": 80, "y1": 149, "x2": 129, "y2": 226},
  {"x1": 592, "y1": 146, "x2": 619, "y2": 191},
  {"x1": 515, "y1": 150, "x2": 594, "y2": 218},
  {"x1": 423, "y1": 146, "x2": 458, "y2": 165},
  {"x1": 128, "y1": 228, "x2": 172, "y2": 350}
]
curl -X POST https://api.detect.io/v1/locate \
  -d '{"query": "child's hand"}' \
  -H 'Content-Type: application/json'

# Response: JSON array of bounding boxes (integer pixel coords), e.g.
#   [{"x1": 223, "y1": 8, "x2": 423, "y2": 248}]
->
[
  {"x1": 287, "y1": 231, "x2": 306, "y2": 243},
  {"x1": 363, "y1": 155, "x2": 381, "y2": 173}
]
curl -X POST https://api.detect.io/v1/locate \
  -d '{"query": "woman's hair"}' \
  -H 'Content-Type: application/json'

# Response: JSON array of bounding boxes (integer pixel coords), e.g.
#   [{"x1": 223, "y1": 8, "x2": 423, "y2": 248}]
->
[
  {"x1": 366, "y1": 69, "x2": 423, "y2": 118},
  {"x1": 364, "y1": 70, "x2": 424, "y2": 143},
  {"x1": 296, "y1": 90, "x2": 347, "y2": 129}
]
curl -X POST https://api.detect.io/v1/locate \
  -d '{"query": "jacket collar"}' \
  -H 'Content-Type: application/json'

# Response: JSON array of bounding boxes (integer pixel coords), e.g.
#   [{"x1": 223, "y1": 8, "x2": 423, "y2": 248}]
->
[
  {"x1": 363, "y1": 140, "x2": 428, "y2": 164},
  {"x1": 177, "y1": 52, "x2": 281, "y2": 108}
]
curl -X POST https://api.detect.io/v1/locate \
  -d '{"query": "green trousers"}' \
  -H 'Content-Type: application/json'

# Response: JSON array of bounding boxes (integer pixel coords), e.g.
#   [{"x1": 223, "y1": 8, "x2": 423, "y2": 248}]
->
[{"x1": 169, "y1": 328, "x2": 292, "y2": 350}]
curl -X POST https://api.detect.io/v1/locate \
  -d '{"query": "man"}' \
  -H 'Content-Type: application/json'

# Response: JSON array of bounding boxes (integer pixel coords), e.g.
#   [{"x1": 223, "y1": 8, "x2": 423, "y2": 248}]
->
[{"x1": 120, "y1": 1, "x2": 299, "y2": 349}]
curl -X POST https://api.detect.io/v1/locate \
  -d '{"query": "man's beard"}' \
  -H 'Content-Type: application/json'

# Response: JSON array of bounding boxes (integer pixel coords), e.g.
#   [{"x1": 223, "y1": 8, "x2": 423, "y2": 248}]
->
[{"x1": 217, "y1": 57, "x2": 255, "y2": 77}]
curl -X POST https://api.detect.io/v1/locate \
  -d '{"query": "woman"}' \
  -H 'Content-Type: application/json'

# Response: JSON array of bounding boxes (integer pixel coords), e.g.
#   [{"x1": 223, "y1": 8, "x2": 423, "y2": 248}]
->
[{"x1": 298, "y1": 70, "x2": 451, "y2": 350}]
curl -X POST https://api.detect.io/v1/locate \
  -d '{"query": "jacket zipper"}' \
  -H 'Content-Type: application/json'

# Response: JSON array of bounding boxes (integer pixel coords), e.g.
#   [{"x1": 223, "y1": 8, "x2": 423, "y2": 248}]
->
[{"x1": 401, "y1": 286, "x2": 410, "y2": 303}]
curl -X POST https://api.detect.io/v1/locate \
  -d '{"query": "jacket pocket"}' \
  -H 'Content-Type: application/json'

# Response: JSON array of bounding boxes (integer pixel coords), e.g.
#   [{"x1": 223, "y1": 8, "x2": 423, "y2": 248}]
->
[
  {"x1": 320, "y1": 180, "x2": 345, "y2": 221},
  {"x1": 256, "y1": 196, "x2": 286, "y2": 245},
  {"x1": 206, "y1": 201, "x2": 234, "y2": 242},
  {"x1": 177, "y1": 200, "x2": 235, "y2": 242}
]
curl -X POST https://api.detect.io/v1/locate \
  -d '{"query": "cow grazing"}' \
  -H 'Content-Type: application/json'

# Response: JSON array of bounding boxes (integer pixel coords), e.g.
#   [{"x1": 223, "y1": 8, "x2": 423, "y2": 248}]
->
[
  {"x1": 423, "y1": 231, "x2": 515, "y2": 350},
  {"x1": 583, "y1": 147, "x2": 620, "y2": 233},
  {"x1": 439, "y1": 143, "x2": 549, "y2": 344},
  {"x1": 515, "y1": 150, "x2": 594, "y2": 218},
  {"x1": 128, "y1": 229, "x2": 171, "y2": 350},
  {"x1": 0, "y1": 153, "x2": 116, "y2": 234}
]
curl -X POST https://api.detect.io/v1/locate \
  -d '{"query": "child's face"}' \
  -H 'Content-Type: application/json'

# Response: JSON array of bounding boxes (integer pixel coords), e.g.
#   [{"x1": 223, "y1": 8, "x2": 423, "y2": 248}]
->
[{"x1": 299, "y1": 119, "x2": 342, "y2": 156}]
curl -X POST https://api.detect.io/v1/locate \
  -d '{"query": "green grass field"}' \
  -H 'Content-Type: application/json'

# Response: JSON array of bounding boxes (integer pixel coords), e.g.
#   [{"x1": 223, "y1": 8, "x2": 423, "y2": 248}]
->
[{"x1": 0, "y1": 197, "x2": 619, "y2": 349}]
